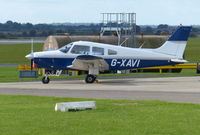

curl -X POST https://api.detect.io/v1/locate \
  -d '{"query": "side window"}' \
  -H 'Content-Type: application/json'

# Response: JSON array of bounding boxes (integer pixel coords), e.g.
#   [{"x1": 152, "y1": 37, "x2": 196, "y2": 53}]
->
[
  {"x1": 71, "y1": 45, "x2": 90, "y2": 54},
  {"x1": 108, "y1": 49, "x2": 117, "y2": 55},
  {"x1": 92, "y1": 47, "x2": 104, "y2": 55}
]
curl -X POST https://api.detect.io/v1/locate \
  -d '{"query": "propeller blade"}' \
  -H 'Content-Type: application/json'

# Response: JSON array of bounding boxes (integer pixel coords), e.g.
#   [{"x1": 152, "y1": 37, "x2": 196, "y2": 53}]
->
[
  {"x1": 30, "y1": 38, "x2": 34, "y2": 70},
  {"x1": 31, "y1": 59, "x2": 33, "y2": 70}
]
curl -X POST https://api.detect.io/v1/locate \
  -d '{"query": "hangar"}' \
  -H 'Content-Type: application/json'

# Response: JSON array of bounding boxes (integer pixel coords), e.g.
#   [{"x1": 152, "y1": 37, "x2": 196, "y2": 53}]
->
[{"x1": 43, "y1": 35, "x2": 119, "y2": 51}]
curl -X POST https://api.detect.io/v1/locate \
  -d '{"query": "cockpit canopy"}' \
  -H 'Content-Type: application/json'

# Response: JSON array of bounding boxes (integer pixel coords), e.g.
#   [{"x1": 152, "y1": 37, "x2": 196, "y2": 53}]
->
[{"x1": 59, "y1": 42, "x2": 118, "y2": 56}]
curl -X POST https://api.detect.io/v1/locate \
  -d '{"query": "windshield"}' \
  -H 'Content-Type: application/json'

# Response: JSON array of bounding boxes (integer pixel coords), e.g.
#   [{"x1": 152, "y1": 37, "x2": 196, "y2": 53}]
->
[{"x1": 59, "y1": 43, "x2": 73, "y2": 53}]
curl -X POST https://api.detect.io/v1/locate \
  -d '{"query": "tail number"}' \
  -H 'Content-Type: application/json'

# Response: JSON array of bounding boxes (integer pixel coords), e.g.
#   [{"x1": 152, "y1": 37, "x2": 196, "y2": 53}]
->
[{"x1": 111, "y1": 59, "x2": 140, "y2": 67}]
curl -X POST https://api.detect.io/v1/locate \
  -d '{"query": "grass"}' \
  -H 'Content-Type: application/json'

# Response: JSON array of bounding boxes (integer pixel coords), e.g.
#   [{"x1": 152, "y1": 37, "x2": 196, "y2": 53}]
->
[
  {"x1": 185, "y1": 38, "x2": 200, "y2": 62},
  {"x1": 0, "y1": 95, "x2": 200, "y2": 135},
  {"x1": 0, "y1": 67, "x2": 19, "y2": 82},
  {"x1": 0, "y1": 43, "x2": 43, "y2": 64}
]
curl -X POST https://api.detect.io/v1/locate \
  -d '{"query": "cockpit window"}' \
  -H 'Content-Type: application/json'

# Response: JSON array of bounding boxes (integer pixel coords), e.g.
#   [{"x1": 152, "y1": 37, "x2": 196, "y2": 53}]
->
[
  {"x1": 71, "y1": 45, "x2": 90, "y2": 54},
  {"x1": 92, "y1": 47, "x2": 104, "y2": 55},
  {"x1": 59, "y1": 43, "x2": 73, "y2": 53},
  {"x1": 108, "y1": 49, "x2": 117, "y2": 55}
]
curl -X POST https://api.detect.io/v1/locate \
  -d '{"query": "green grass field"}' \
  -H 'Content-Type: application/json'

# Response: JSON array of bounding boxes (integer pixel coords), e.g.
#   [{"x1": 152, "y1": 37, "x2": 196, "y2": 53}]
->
[
  {"x1": 0, "y1": 95, "x2": 200, "y2": 135},
  {"x1": 185, "y1": 38, "x2": 200, "y2": 62},
  {"x1": 0, "y1": 43, "x2": 43, "y2": 64}
]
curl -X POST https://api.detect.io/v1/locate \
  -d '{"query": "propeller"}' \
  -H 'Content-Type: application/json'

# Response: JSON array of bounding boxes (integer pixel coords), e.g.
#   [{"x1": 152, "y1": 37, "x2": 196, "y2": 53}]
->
[
  {"x1": 25, "y1": 38, "x2": 36, "y2": 70},
  {"x1": 31, "y1": 38, "x2": 33, "y2": 70},
  {"x1": 31, "y1": 59, "x2": 33, "y2": 70},
  {"x1": 29, "y1": 38, "x2": 34, "y2": 70}
]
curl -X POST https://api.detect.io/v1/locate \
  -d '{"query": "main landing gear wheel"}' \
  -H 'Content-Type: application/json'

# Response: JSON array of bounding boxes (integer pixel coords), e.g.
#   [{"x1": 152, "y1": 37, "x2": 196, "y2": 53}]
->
[
  {"x1": 85, "y1": 74, "x2": 96, "y2": 83},
  {"x1": 42, "y1": 77, "x2": 50, "y2": 84}
]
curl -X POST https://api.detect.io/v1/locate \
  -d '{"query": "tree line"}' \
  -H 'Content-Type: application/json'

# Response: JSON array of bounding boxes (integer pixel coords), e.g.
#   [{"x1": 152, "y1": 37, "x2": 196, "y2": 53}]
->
[
  {"x1": 0, "y1": 21, "x2": 199, "y2": 39},
  {"x1": 0, "y1": 21, "x2": 103, "y2": 38}
]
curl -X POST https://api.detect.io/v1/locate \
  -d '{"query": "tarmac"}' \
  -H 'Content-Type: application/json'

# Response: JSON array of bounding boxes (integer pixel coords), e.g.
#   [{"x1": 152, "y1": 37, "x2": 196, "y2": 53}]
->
[{"x1": 0, "y1": 76, "x2": 200, "y2": 104}]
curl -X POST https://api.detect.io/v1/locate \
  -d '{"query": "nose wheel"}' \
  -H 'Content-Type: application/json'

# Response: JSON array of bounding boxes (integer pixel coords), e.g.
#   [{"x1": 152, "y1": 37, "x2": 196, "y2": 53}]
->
[
  {"x1": 85, "y1": 74, "x2": 97, "y2": 83},
  {"x1": 42, "y1": 76, "x2": 50, "y2": 84}
]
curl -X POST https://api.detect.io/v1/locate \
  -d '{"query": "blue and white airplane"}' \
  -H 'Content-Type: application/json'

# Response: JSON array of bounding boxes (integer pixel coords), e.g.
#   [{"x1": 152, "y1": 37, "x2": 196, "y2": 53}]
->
[{"x1": 26, "y1": 26, "x2": 192, "y2": 84}]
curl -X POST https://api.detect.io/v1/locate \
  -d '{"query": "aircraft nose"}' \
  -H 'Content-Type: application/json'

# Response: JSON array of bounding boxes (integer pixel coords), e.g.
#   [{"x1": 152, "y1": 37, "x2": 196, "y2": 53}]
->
[{"x1": 25, "y1": 53, "x2": 34, "y2": 59}]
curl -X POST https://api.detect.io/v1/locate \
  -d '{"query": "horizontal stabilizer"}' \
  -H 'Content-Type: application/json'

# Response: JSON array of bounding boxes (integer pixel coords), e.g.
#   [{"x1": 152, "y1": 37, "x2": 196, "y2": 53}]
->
[{"x1": 170, "y1": 59, "x2": 188, "y2": 63}]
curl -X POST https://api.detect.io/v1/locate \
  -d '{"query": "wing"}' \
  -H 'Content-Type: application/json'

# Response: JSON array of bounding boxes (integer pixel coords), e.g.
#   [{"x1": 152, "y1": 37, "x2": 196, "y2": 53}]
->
[{"x1": 67, "y1": 55, "x2": 109, "y2": 72}]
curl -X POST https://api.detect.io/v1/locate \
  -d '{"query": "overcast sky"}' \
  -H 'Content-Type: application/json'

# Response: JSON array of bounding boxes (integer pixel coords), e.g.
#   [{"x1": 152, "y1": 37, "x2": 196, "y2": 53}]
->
[{"x1": 0, "y1": 0, "x2": 199, "y2": 25}]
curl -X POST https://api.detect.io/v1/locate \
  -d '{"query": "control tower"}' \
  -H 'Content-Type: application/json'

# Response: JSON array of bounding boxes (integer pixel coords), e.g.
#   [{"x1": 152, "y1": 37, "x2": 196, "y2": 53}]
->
[{"x1": 100, "y1": 13, "x2": 136, "y2": 47}]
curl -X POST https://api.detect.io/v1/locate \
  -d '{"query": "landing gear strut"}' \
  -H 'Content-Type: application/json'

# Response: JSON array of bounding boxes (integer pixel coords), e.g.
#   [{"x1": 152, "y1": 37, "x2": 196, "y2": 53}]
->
[
  {"x1": 85, "y1": 74, "x2": 97, "y2": 83},
  {"x1": 41, "y1": 69, "x2": 62, "y2": 84},
  {"x1": 42, "y1": 76, "x2": 50, "y2": 84}
]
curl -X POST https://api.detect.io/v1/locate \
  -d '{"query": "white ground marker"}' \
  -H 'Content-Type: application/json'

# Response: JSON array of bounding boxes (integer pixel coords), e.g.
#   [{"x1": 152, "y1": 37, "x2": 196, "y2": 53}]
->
[{"x1": 55, "y1": 101, "x2": 96, "y2": 112}]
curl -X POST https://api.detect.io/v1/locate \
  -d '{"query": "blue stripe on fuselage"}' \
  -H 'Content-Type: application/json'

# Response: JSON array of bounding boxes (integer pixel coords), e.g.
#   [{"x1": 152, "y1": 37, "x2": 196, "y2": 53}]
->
[
  {"x1": 33, "y1": 57, "x2": 178, "y2": 70},
  {"x1": 33, "y1": 58, "x2": 74, "y2": 70}
]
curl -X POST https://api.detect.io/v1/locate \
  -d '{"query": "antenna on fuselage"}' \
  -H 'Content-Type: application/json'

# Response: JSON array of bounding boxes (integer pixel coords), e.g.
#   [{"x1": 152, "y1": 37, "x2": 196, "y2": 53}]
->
[
  {"x1": 139, "y1": 42, "x2": 145, "y2": 48},
  {"x1": 119, "y1": 38, "x2": 129, "y2": 46}
]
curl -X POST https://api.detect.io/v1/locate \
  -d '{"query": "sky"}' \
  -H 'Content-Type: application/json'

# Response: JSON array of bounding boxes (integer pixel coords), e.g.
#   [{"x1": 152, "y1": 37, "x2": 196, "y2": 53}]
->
[{"x1": 0, "y1": 0, "x2": 199, "y2": 25}]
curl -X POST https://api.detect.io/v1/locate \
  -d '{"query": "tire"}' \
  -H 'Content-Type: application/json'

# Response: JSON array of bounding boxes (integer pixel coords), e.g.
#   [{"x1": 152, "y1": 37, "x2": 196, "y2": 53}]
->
[
  {"x1": 42, "y1": 77, "x2": 50, "y2": 84},
  {"x1": 85, "y1": 75, "x2": 96, "y2": 83}
]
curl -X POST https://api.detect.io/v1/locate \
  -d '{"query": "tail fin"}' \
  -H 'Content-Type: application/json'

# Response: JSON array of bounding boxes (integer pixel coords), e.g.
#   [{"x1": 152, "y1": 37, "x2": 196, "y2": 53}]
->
[{"x1": 155, "y1": 26, "x2": 192, "y2": 59}]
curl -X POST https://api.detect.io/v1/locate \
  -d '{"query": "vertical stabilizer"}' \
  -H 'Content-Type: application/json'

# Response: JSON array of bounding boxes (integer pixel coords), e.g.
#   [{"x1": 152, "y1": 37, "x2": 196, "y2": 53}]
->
[{"x1": 155, "y1": 26, "x2": 192, "y2": 59}]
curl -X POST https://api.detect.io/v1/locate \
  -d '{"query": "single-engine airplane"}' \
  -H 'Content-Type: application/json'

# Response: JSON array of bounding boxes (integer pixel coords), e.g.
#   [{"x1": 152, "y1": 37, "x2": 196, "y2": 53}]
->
[{"x1": 26, "y1": 26, "x2": 192, "y2": 84}]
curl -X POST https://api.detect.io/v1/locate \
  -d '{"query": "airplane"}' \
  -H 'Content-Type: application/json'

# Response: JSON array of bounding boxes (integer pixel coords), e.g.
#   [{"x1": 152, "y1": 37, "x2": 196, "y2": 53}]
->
[{"x1": 26, "y1": 26, "x2": 192, "y2": 84}]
